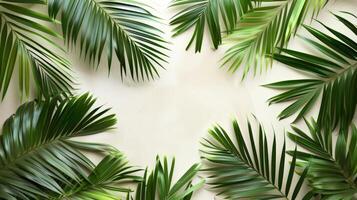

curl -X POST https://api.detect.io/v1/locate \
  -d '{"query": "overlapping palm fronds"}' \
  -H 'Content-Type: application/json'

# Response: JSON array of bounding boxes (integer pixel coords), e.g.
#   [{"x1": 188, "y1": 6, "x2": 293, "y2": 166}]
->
[
  {"x1": 52, "y1": 152, "x2": 141, "y2": 200},
  {"x1": 135, "y1": 156, "x2": 204, "y2": 200},
  {"x1": 48, "y1": 0, "x2": 169, "y2": 81},
  {"x1": 0, "y1": 0, "x2": 74, "y2": 100},
  {"x1": 170, "y1": 0, "x2": 252, "y2": 52},
  {"x1": 266, "y1": 12, "x2": 357, "y2": 131},
  {"x1": 288, "y1": 119, "x2": 357, "y2": 199},
  {"x1": 201, "y1": 119, "x2": 308, "y2": 199},
  {"x1": 0, "y1": 93, "x2": 139, "y2": 199},
  {"x1": 222, "y1": 0, "x2": 330, "y2": 78},
  {"x1": 170, "y1": 0, "x2": 330, "y2": 78}
]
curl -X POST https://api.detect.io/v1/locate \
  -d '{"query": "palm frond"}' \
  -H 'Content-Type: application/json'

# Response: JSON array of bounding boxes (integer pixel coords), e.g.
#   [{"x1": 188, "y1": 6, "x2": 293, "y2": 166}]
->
[
  {"x1": 48, "y1": 0, "x2": 169, "y2": 81},
  {"x1": 170, "y1": 0, "x2": 252, "y2": 52},
  {"x1": 52, "y1": 151, "x2": 141, "y2": 200},
  {"x1": 201, "y1": 118, "x2": 308, "y2": 199},
  {"x1": 0, "y1": 93, "x2": 116, "y2": 199},
  {"x1": 135, "y1": 156, "x2": 204, "y2": 200},
  {"x1": 0, "y1": 0, "x2": 74, "y2": 100},
  {"x1": 222, "y1": 0, "x2": 329, "y2": 78},
  {"x1": 288, "y1": 119, "x2": 357, "y2": 199},
  {"x1": 266, "y1": 12, "x2": 357, "y2": 131}
]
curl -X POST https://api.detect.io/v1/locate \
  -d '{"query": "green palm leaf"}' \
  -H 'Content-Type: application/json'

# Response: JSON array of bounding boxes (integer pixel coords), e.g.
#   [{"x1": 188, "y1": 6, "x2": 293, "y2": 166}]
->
[
  {"x1": 0, "y1": 93, "x2": 116, "y2": 199},
  {"x1": 201, "y1": 118, "x2": 308, "y2": 199},
  {"x1": 48, "y1": 0, "x2": 169, "y2": 81},
  {"x1": 222, "y1": 0, "x2": 330, "y2": 78},
  {"x1": 0, "y1": 0, "x2": 74, "y2": 100},
  {"x1": 135, "y1": 156, "x2": 204, "y2": 200},
  {"x1": 288, "y1": 119, "x2": 357, "y2": 199},
  {"x1": 52, "y1": 151, "x2": 141, "y2": 200},
  {"x1": 170, "y1": 0, "x2": 252, "y2": 52},
  {"x1": 265, "y1": 12, "x2": 357, "y2": 131}
]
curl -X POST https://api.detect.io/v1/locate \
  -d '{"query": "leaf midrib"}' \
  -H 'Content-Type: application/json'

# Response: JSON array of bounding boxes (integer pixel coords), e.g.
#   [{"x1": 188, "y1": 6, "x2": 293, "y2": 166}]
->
[
  {"x1": 0, "y1": 138, "x2": 65, "y2": 172},
  {"x1": 89, "y1": 0, "x2": 151, "y2": 62},
  {"x1": 309, "y1": 133, "x2": 357, "y2": 190},
  {"x1": 227, "y1": 150, "x2": 289, "y2": 199},
  {"x1": 301, "y1": 62, "x2": 357, "y2": 95},
  {"x1": 0, "y1": 13, "x2": 53, "y2": 83},
  {"x1": 322, "y1": 62, "x2": 357, "y2": 83},
  {"x1": 239, "y1": 1, "x2": 288, "y2": 49},
  {"x1": 53, "y1": 182, "x2": 107, "y2": 199}
]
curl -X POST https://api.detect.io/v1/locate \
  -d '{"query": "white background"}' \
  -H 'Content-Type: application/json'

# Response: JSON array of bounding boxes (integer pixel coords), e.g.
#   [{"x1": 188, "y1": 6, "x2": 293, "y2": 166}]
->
[{"x1": 0, "y1": 0, "x2": 356, "y2": 199}]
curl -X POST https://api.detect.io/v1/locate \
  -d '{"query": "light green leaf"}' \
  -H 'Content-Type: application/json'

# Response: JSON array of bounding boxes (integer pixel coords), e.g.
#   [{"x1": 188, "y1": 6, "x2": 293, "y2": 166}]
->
[{"x1": 170, "y1": 0, "x2": 252, "y2": 52}]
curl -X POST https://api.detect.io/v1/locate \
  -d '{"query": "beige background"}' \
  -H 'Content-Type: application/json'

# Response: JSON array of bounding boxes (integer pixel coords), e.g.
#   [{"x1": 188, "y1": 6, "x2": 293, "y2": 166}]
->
[{"x1": 0, "y1": 0, "x2": 356, "y2": 199}]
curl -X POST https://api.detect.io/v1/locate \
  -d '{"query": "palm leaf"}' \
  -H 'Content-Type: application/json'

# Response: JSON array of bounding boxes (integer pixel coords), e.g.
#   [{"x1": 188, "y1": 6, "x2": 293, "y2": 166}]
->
[
  {"x1": 135, "y1": 156, "x2": 204, "y2": 200},
  {"x1": 222, "y1": 0, "x2": 329, "y2": 78},
  {"x1": 266, "y1": 12, "x2": 357, "y2": 131},
  {"x1": 0, "y1": 0, "x2": 74, "y2": 100},
  {"x1": 0, "y1": 93, "x2": 116, "y2": 199},
  {"x1": 201, "y1": 118, "x2": 308, "y2": 199},
  {"x1": 288, "y1": 119, "x2": 357, "y2": 199},
  {"x1": 48, "y1": 0, "x2": 169, "y2": 81},
  {"x1": 170, "y1": 0, "x2": 252, "y2": 52},
  {"x1": 51, "y1": 151, "x2": 141, "y2": 200}
]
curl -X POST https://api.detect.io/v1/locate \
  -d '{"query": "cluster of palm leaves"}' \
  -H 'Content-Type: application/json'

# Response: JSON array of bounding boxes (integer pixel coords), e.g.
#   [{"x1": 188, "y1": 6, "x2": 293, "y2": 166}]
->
[
  {"x1": 48, "y1": 0, "x2": 169, "y2": 81},
  {"x1": 0, "y1": 0, "x2": 73, "y2": 99},
  {"x1": 173, "y1": 2, "x2": 357, "y2": 198},
  {"x1": 135, "y1": 157, "x2": 204, "y2": 200},
  {"x1": 0, "y1": 94, "x2": 202, "y2": 199},
  {"x1": 201, "y1": 117, "x2": 357, "y2": 199},
  {"x1": 0, "y1": 1, "x2": 198, "y2": 199},
  {"x1": 0, "y1": 93, "x2": 129, "y2": 199},
  {"x1": 289, "y1": 119, "x2": 357, "y2": 199},
  {"x1": 0, "y1": 0, "x2": 168, "y2": 102},
  {"x1": 201, "y1": 119, "x2": 308, "y2": 199},
  {"x1": 170, "y1": 0, "x2": 330, "y2": 78},
  {"x1": 266, "y1": 12, "x2": 357, "y2": 132},
  {"x1": 0, "y1": 0, "x2": 356, "y2": 199},
  {"x1": 197, "y1": 9, "x2": 357, "y2": 200}
]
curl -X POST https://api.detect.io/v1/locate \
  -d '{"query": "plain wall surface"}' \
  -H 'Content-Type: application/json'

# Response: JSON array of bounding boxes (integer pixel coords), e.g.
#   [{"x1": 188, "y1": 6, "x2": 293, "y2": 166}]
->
[{"x1": 0, "y1": 0, "x2": 356, "y2": 199}]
